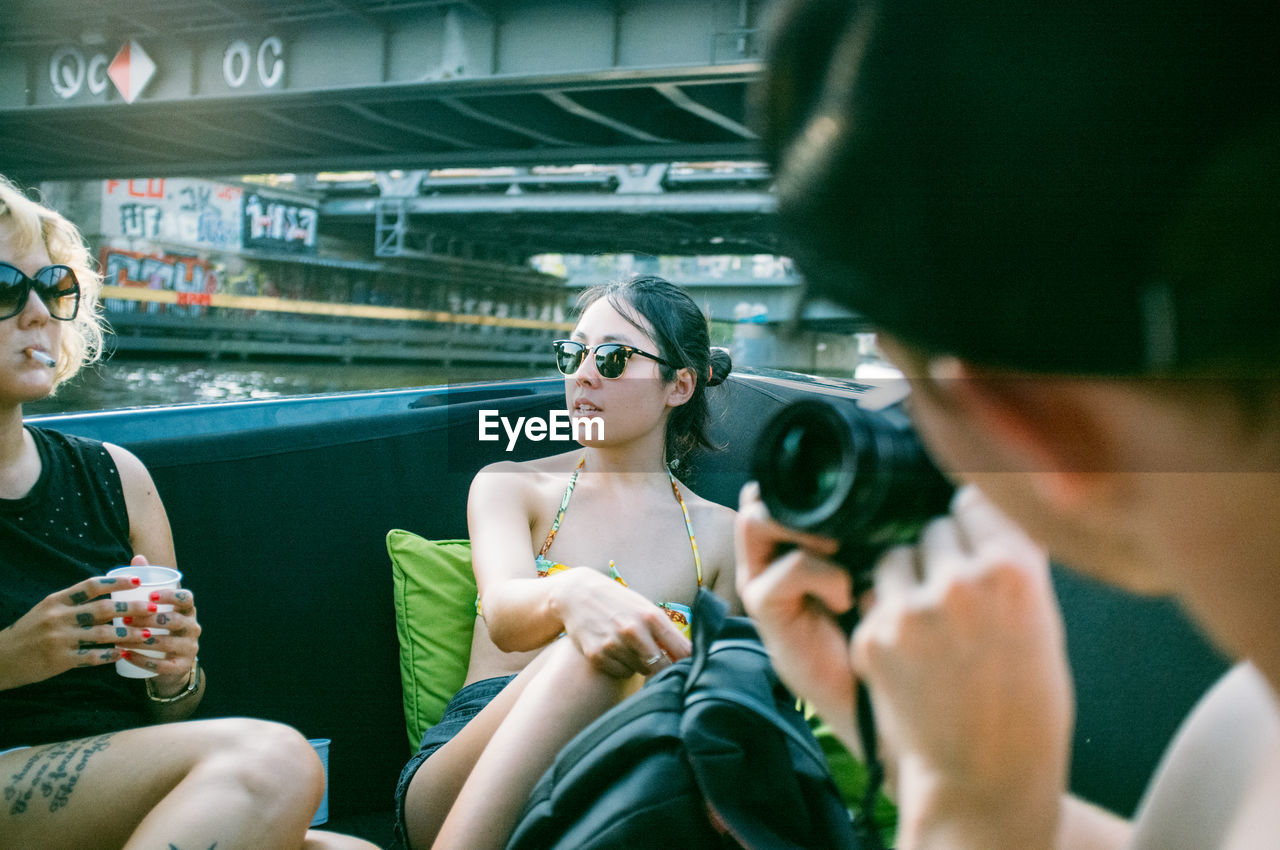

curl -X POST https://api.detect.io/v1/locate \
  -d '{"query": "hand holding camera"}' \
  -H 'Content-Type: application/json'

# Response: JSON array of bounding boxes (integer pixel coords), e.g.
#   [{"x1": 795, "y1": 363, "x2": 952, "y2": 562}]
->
[
  {"x1": 849, "y1": 486, "x2": 1072, "y2": 847},
  {"x1": 737, "y1": 384, "x2": 955, "y2": 760},
  {"x1": 739, "y1": 388, "x2": 1072, "y2": 847},
  {"x1": 751, "y1": 385, "x2": 954, "y2": 585}
]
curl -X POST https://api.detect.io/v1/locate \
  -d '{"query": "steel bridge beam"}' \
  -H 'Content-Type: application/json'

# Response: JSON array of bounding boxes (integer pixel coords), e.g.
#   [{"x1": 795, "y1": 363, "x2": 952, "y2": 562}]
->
[{"x1": 0, "y1": 0, "x2": 768, "y2": 181}]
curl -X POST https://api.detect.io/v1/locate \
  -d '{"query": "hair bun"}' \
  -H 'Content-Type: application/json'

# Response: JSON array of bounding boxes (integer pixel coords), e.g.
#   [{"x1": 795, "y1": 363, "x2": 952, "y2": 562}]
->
[{"x1": 707, "y1": 347, "x2": 733, "y2": 387}]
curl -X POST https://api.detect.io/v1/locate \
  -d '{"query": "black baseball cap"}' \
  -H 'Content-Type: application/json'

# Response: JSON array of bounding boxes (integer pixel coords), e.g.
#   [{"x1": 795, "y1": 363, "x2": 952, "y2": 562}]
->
[{"x1": 758, "y1": 0, "x2": 1280, "y2": 374}]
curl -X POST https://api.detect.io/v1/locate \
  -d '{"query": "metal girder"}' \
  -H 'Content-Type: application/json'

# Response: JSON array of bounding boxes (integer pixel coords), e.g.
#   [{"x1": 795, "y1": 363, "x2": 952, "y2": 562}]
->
[
  {"x1": 253, "y1": 107, "x2": 400, "y2": 153},
  {"x1": 437, "y1": 96, "x2": 573, "y2": 146},
  {"x1": 541, "y1": 91, "x2": 670, "y2": 143},
  {"x1": 0, "y1": 0, "x2": 766, "y2": 182},
  {"x1": 339, "y1": 103, "x2": 479, "y2": 149},
  {"x1": 339, "y1": 211, "x2": 782, "y2": 258},
  {"x1": 327, "y1": 190, "x2": 774, "y2": 215},
  {"x1": 15, "y1": 139, "x2": 764, "y2": 182},
  {"x1": 171, "y1": 113, "x2": 326, "y2": 156},
  {"x1": 314, "y1": 156, "x2": 778, "y2": 258},
  {"x1": 653, "y1": 83, "x2": 755, "y2": 139}
]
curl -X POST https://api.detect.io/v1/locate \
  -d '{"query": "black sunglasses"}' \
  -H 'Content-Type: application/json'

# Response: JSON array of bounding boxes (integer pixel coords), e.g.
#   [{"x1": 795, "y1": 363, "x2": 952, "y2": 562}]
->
[
  {"x1": 0, "y1": 263, "x2": 80, "y2": 321},
  {"x1": 552, "y1": 339, "x2": 675, "y2": 379}
]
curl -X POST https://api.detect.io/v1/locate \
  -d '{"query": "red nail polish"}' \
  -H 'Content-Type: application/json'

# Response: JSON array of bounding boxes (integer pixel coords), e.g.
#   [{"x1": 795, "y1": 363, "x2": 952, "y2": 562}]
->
[
  {"x1": 123, "y1": 616, "x2": 133, "y2": 625},
  {"x1": 131, "y1": 577, "x2": 141, "y2": 586},
  {"x1": 121, "y1": 650, "x2": 133, "y2": 659},
  {"x1": 148, "y1": 603, "x2": 158, "y2": 612},
  {"x1": 149, "y1": 591, "x2": 160, "y2": 602},
  {"x1": 141, "y1": 629, "x2": 152, "y2": 639}
]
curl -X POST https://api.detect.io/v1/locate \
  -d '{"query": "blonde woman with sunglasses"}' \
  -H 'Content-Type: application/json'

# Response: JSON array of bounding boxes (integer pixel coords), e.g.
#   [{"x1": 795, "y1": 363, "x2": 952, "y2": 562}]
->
[
  {"x1": 0, "y1": 175, "x2": 376, "y2": 850},
  {"x1": 395, "y1": 275, "x2": 739, "y2": 850}
]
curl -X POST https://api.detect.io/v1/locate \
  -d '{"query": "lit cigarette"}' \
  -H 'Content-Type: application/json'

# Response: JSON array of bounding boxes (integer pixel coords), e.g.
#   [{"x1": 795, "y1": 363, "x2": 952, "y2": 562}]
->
[{"x1": 25, "y1": 348, "x2": 56, "y2": 368}]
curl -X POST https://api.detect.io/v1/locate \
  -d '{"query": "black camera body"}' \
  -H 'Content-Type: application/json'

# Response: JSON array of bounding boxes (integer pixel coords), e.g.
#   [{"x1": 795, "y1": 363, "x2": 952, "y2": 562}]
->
[{"x1": 753, "y1": 385, "x2": 954, "y2": 581}]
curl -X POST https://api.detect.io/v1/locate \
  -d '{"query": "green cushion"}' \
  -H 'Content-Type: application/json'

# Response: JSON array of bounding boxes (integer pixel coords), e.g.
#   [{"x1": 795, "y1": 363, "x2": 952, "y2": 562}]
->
[{"x1": 387, "y1": 531, "x2": 477, "y2": 749}]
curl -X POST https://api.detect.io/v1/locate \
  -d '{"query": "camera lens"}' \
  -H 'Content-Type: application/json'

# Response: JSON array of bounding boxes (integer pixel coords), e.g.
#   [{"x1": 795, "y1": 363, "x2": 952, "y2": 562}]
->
[
  {"x1": 757, "y1": 400, "x2": 860, "y2": 536},
  {"x1": 754, "y1": 395, "x2": 953, "y2": 576},
  {"x1": 773, "y1": 411, "x2": 846, "y2": 514}
]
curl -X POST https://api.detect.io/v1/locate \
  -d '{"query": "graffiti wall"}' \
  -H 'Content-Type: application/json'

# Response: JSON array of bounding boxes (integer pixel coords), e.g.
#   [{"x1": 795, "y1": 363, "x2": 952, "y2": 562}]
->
[
  {"x1": 242, "y1": 192, "x2": 318, "y2": 254},
  {"x1": 102, "y1": 178, "x2": 244, "y2": 251},
  {"x1": 101, "y1": 247, "x2": 221, "y2": 316}
]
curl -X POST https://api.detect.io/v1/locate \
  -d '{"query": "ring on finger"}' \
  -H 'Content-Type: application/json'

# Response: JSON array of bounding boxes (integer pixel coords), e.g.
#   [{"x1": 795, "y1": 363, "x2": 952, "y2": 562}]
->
[{"x1": 644, "y1": 652, "x2": 664, "y2": 668}]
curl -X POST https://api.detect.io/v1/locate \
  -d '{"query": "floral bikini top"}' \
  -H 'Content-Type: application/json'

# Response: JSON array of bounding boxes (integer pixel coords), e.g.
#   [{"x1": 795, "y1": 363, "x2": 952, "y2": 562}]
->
[{"x1": 476, "y1": 456, "x2": 703, "y2": 638}]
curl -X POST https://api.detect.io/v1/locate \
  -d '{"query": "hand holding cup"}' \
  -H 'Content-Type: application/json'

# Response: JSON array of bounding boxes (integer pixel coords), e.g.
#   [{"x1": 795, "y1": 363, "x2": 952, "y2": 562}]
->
[{"x1": 107, "y1": 564, "x2": 183, "y2": 678}]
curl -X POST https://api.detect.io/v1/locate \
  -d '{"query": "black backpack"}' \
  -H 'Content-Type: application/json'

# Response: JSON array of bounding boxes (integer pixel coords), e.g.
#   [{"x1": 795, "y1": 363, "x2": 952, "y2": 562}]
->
[{"x1": 506, "y1": 590, "x2": 861, "y2": 850}]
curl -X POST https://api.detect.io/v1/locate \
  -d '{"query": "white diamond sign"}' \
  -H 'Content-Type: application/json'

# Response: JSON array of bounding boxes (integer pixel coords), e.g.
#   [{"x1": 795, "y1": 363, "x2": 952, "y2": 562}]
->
[{"x1": 107, "y1": 40, "x2": 156, "y2": 104}]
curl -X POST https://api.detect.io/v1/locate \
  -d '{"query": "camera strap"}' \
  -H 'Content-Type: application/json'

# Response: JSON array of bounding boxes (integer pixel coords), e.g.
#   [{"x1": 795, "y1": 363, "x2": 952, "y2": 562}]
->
[
  {"x1": 852, "y1": 677, "x2": 889, "y2": 849},
  {"x1": 846, "y1": 589, "x2": 891, "y2": 850}
]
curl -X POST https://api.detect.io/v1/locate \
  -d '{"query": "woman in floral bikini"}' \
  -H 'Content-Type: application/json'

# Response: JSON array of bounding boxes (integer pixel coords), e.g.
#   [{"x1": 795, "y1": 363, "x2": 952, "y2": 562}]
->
[{"x1": 394, "y1": 275, "x2": 739, "y2": 850}]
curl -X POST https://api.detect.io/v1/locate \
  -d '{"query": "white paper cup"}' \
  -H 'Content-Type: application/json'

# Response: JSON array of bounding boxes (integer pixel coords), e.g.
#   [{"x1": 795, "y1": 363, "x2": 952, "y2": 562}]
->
[
  {"x1": 107, "y1": 565, "x2": 182, "y2": 678},
  {"x1": 307, "y1": 738, "x2": 331, "y2": 826}
]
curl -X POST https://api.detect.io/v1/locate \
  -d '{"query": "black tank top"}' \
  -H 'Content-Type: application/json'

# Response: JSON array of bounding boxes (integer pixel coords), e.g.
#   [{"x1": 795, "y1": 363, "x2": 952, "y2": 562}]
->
[{"x1": 0, "y1": 427, "x2": 146, "y2": 749}]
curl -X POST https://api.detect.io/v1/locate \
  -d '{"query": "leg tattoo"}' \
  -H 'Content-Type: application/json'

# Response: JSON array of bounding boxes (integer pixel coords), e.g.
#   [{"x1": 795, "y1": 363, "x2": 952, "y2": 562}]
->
[{"x1": 3, "y1": 733, "x2": 115, "y2": 816}]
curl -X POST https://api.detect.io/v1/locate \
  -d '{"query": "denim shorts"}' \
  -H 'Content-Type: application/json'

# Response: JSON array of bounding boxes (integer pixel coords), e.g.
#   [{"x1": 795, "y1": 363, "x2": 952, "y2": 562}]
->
[{"x1": 391, "y1": 675, "x2": 517, "y2": 849}]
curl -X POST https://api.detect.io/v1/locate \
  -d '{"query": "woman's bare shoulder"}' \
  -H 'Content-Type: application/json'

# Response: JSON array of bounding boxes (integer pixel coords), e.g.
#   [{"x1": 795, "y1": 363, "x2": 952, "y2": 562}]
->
[
  {"x1": 677, "y1": 483, "x2": 736, "y2": 525},
  {"x1": 102, "y1": 441, "x2": 153, "y2": 485},
  {"x1": 474, "y1": 449, "x2": 583, "y2": 478},
  {"x1": 677, "y1": 486, "x2": 736, "y2": 558},
  {"x1": 470, "y1": 450, "x2": 584, "y2": 499}
]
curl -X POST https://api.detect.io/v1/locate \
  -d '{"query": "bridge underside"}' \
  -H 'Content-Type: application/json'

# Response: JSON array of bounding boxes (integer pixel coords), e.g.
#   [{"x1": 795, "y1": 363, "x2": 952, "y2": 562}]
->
[
  {"x1": 315, "y1": 162, "x2": 778, "y2": 257},
  {"x1": 2, "y1": 0, "x2": 826, "y2": 335},
  {"x1": 324, "y1": 207, "x2": 778, "y2": 258},
  {"x1": 1, "y1": 1, "x2": 768, "y2": 184}
]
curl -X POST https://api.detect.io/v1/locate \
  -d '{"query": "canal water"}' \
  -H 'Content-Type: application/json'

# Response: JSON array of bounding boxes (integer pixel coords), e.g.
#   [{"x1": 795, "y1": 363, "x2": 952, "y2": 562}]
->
[{"x1": 25, "y1": 357, "x2": 552, "y2": 416}]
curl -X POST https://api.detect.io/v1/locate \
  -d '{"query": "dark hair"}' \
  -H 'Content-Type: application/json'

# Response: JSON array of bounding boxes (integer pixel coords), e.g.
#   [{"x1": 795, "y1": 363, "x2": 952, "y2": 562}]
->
[
  {"x1": 575, "y1": 275, "x2": 732, "y2": 467},
  {"x1": 757, "y1": 0, "x2": 1280, "y2": 376}
]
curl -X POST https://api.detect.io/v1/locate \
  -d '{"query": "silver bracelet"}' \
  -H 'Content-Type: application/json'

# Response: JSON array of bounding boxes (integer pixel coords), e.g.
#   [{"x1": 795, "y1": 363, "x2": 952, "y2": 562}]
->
[{"x1": 145, "y1": 657, "x2": 201, "y2": 704}]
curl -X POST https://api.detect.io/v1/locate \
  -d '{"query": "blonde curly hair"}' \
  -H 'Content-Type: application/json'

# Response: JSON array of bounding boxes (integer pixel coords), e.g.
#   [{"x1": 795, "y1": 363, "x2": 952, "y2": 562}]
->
[{"x1": 0, "y1": 174, "x2": 105, "y2": 388}]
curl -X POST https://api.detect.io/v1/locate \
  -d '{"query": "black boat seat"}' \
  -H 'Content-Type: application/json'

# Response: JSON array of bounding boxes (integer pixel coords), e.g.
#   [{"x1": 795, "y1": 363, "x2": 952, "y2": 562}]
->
[{"x1": 41, "y1": 374, "x2": 1224, "y2": 844}]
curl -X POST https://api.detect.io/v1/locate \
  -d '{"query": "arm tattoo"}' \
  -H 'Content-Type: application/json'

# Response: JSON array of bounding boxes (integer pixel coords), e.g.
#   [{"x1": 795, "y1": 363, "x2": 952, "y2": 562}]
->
[
  {"x1": 3, "y1": 733, "x2": 114, "y2": 816},
  {"x1": 75, "y1": 613, "x2": 94, "y2": 629},
  {"x1": 68, "y1": 591, "x2": 89, "y2": 605}
]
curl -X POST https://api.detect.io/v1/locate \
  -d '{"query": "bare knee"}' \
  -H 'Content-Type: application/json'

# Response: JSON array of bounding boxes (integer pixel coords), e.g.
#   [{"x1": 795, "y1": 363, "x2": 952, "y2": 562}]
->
[
  {"x1": 193, "y1": 718, "x2": 324, "y2": 810},
  {"x1": 543, "y1": 637, "x2": 637, "y2": 701}
]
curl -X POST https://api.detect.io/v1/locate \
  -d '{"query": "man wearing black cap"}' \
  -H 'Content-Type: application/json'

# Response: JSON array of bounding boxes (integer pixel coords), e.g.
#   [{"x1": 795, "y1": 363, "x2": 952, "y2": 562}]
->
[{"x1": 736, "y1": 1, "x2": 1279, "y2": 847}]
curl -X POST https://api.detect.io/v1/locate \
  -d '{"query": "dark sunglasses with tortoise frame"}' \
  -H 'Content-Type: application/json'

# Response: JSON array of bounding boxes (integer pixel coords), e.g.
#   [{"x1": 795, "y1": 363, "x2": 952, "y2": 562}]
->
[{"x1": 551, "y1": 339, "x2": 675, "y2": 379}]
